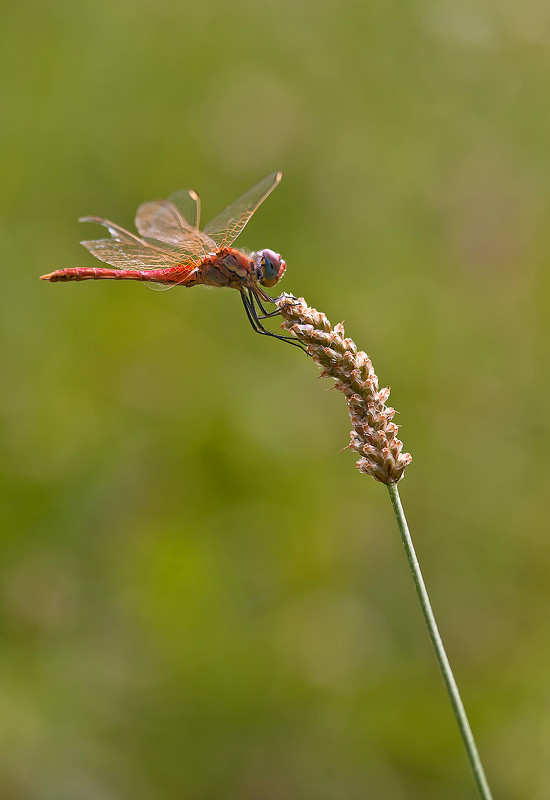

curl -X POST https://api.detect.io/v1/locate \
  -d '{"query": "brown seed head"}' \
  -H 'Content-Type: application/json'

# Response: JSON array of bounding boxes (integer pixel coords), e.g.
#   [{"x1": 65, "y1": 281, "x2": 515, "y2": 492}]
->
[{"x1": 277, "y1": 294, "x2": 412, "y2": 484}]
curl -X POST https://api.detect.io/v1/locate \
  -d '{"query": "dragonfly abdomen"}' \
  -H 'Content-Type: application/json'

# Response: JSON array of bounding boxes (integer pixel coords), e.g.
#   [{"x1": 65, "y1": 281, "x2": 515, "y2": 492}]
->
[{"x1": 40, "y1": 266, "x2": 197, "y2": 284}]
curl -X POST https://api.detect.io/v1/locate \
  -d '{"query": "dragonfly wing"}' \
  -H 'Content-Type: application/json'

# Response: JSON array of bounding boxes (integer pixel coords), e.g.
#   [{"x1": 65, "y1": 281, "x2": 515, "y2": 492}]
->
[
  {"x1": 203, "y1": 171, "x2": 282, "y2": 249},
  {"x1": 135, "y1": 196, "x2": 216, "y2": 259},
  {"x1": 136, "y1": 198, "x2": 193, "y2": 243},
  {"x1": 80, "y1": 216, "x2": 145, "y2": 245},
  {"x1": 167, "y1": 188, "x2": 201, "y2": 230},
  {"x1": 79, "y1": 216, "x2": 189, "y2": 269}
]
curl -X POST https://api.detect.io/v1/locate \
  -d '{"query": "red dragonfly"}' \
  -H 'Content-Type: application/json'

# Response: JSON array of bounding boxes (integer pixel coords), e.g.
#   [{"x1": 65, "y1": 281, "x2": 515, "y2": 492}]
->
[{"x1": 41, "y1": 172, "x2": 299, "y2": 347}]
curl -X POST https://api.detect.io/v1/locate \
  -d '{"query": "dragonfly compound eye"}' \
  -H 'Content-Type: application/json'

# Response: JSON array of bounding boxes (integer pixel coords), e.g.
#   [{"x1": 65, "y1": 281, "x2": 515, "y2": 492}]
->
[{"x1": 259, "y1": 248, "x2": 286, "y2": 288}]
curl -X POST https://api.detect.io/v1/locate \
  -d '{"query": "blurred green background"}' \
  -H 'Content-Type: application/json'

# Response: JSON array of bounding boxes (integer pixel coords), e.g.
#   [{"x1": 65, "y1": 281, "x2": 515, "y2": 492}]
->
[{"x1": 2, "y1": 0, "x2": 550, "y2": 797}]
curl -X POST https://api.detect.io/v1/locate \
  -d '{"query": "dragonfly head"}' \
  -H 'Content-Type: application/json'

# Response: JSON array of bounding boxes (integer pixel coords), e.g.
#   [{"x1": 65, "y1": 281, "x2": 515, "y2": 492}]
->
[{"x1": 254, "y1": 248, "x2": 286, "y2": 288}]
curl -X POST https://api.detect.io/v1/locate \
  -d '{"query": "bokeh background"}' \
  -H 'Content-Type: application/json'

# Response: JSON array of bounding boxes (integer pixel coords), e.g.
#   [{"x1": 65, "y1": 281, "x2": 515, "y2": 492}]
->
[{"x1": 2, "y1": 0, "x2": 550, "y2": 797}]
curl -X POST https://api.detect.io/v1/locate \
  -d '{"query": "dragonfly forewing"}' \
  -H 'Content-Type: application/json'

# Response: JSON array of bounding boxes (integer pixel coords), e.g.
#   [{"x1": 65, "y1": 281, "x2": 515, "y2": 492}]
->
[{"x1": 203, "y1": 171, "x2": 282, "y2": 250}]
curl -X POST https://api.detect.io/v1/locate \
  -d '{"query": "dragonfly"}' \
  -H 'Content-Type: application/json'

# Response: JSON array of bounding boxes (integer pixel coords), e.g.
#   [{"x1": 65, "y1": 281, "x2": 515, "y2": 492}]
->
[{"x1": 41, "y1": 171, "x2": 301, "y2": 348}]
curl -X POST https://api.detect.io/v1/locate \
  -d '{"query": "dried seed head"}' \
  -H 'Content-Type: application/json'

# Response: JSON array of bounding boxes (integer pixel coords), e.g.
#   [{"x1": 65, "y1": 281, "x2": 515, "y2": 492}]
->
[{"x1": 277, "y1": 294, "x2": 412, "y2": 484}]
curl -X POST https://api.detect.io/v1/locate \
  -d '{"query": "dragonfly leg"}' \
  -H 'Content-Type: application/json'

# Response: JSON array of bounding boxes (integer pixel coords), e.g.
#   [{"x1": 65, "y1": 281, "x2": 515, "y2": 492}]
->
[
  {"x1": 248, "y1": 287, "x2": 281, "y2": 319},
  {"x1": 250, "y1": 287, "x2": 301, "y2": 316},
  {"x1": 240, "y1": 291, "x2": 307, "y2": 352},
  {"x1": 255, "y1": 308, "x2": 283, "y2": 319},
  {"x1": 249, "y1": 288, "x2": 303, "y2": 319}
]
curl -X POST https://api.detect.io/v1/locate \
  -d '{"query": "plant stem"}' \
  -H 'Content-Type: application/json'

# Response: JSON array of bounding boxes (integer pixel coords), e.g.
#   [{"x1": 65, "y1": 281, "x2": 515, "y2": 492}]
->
[{"x1": 386, "y1": 483, "x2": 494, "y2": 800}]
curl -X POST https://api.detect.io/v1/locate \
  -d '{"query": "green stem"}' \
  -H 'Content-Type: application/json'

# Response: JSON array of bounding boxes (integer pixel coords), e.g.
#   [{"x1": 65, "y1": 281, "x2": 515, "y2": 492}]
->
[{"x1": 386, "y1": 482, "x2": 494, "y2": 800}]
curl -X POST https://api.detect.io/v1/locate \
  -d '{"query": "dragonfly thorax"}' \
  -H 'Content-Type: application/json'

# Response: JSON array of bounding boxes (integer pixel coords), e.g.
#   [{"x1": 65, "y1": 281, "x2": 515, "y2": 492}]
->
[{"x1": 253, "y1": 249, "x2": 286, "y2": 288}]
